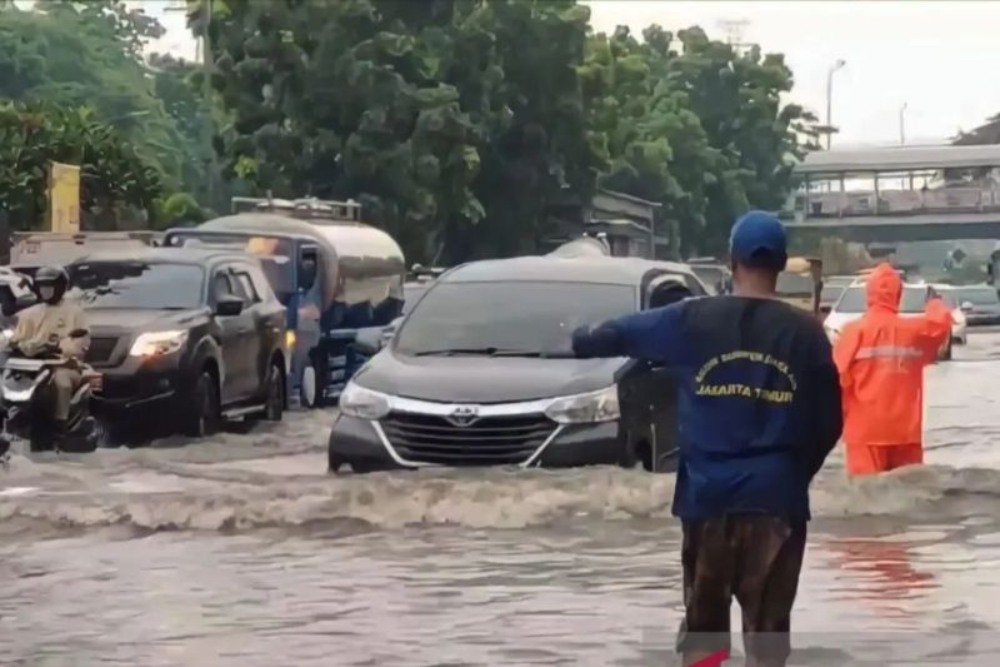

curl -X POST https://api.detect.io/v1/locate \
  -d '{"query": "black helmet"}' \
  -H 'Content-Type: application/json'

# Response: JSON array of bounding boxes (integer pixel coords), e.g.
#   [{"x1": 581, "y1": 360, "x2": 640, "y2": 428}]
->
[{"x1": 33, "y1": 265, "x2": 70, "y2": 305}]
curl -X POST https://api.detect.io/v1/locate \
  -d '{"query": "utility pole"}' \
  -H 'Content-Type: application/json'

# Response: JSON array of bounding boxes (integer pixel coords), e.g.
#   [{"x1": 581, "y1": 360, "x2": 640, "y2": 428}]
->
[
  {"x1": 825, "y1": 58, "x2": 847, "y2": 150},
  {"x1": 166, "y1": 0, "x2": 216, "y2": 207},
  {"x1": 201, "y1": 0, "x2": 216, "y2": 208},
  {"x1": 899, "y1": 102, "x2": 908, "y2": 146}
]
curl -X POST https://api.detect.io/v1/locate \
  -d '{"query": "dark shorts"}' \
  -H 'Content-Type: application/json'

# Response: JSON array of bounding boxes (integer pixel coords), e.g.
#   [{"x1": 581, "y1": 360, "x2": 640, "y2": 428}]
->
[{"x1": 676, "y1": 514, "x2": 807, "y2": 665}]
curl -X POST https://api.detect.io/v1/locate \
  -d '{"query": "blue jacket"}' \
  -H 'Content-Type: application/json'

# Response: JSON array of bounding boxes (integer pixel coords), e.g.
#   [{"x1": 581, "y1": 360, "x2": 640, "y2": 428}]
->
[{"x1": 572, "y1": 296, "x2": 842, "y2": 522}]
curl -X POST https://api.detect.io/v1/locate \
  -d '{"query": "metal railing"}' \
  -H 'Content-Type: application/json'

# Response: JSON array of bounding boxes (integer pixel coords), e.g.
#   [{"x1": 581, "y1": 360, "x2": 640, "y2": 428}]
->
[
  {"x1": 231, "y1": 196, "x2": 362, "y2": 222},
  {"x1": 786, "y1": 186, "x2": 1000, "y2": 219}
]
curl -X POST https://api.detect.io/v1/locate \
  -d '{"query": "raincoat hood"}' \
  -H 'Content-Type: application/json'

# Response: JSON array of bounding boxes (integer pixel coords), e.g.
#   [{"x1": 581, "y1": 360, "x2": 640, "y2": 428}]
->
[{"x1": 866, "y1": 263, "x2": 902, "y2": 313}]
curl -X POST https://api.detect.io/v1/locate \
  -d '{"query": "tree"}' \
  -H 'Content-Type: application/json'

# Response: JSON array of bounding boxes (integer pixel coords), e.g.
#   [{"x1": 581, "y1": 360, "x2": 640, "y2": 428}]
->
[
  {"x1": 0, "y1": 100, "x2": 163, "y2": 230},
  {"x1": 196, "y1": 0, "x2": 814, "y2": 259},
  {"x1": 196, "y1": 0, "x2": 604, "y2": 262},
  {"x1": 0, "y1": 2, "x2": 199, "y2": 195},
  {"x1": 581, "y1": 24, "x2": 817, "y2": 258}
]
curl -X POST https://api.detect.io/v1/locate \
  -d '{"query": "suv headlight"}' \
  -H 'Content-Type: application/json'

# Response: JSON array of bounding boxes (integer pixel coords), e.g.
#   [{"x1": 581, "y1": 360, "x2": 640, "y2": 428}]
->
[
  {"x1": 544, "y1": 385, "x2": 620, "y2": 424},
  {"x1": 824, "y1": 324, "x2": 840, "y2": 343},
  {"x1": 339, "y1": 381, "x2": 391, "y2": 420},
  {"x1": 129, "y1": 330, "x2": 188, "y2": 357}
]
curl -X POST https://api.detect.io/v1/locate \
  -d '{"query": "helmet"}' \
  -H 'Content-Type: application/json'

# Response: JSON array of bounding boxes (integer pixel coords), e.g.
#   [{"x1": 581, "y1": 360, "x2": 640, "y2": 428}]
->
[{"x1": 33, "y1": 265, "x2": 70, "y2": 305}]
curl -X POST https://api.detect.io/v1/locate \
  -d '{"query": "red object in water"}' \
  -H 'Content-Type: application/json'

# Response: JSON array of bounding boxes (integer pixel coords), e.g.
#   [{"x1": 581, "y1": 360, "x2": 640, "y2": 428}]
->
[{"x1": 689, "y1": 649, "x2": 729, "y2": 667}]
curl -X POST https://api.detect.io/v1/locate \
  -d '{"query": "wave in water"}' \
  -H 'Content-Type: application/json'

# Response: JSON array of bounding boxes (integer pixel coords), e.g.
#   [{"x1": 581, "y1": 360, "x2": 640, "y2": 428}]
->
[{"x1": 2, "y1": 457, "x2": 999, "y2": 536}]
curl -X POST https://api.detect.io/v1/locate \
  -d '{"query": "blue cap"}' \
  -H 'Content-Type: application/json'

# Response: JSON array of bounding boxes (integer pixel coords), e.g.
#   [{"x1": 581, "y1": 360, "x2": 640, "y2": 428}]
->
[{"x1": 729, "y1": 210, "x2": 788, "y2": 270}]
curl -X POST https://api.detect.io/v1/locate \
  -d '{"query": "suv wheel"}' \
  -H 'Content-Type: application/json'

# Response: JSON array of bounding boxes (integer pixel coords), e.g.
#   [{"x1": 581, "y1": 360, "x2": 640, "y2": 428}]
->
[
  {"x1": 183, "y1": 371, "x2": 220, "y2": 437},
  {"x1": 264, "y1": 362, "x2": 284, "y2": 422}
]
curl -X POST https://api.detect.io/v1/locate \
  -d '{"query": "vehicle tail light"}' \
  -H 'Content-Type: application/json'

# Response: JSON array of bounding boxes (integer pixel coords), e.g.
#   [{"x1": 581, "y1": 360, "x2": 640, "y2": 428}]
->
[{"x1": 86, "y1": 373, "x2": 103, "y2": 392}]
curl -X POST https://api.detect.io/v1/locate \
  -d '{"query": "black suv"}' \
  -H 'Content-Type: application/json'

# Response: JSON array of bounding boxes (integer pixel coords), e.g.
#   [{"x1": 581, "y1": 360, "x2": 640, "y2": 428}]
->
[{"x1": 66, "y1": 247, "x2": 288, "y2": 437}]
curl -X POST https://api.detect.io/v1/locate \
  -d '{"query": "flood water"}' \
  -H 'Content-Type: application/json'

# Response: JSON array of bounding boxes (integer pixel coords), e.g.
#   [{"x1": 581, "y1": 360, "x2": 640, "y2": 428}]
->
[{"x1": 3, "y1": 333, "x2": 1000, "y2": 665}]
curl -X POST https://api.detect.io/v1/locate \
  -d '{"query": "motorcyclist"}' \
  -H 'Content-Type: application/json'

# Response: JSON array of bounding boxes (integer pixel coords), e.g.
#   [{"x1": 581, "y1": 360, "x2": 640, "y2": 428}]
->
[{"x1": 8, "y1": 266, "x2": 90, "y2": 445}]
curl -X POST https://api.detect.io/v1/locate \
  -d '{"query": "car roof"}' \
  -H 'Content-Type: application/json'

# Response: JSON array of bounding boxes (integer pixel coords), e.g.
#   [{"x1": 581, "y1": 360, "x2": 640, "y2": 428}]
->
[
  {"x1": 66, "y1": 246, "x2": 256, "y2": 267},
  {"x1": 439, "y1": 255, "x2": 700, "y2": 286}
]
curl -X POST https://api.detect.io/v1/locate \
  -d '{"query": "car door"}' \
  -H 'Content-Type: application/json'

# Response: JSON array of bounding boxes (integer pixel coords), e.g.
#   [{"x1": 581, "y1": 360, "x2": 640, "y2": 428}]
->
[
  {"x1": 225, "y1": 265, "x2": 266, "y2": 399},
  {"x1": 616, "y1": 272, "x2": 691, "y2": 472},
  {"x1": 211, "y1": 267, "x2": 255, "y2": 402},
  {"x1": 232, "y1": 263, "x2": 279, "y2": 396}
]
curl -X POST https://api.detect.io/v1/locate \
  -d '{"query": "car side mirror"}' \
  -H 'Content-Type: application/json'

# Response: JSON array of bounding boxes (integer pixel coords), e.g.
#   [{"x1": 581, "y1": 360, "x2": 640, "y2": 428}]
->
[
  {"x1": 215, "y1": 295, "x2": 244, "y2": 317},
  {"x1": 353, "y1": 327, "x2": 385, "y2": 355}
]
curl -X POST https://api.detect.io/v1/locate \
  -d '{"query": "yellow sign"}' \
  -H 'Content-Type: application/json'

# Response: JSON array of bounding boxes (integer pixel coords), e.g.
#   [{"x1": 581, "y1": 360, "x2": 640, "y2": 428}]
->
[
  {"x1": 48, "y1": 162, "x2": 81, "y2": 233},
  {"x1": 694, "y1": 350, "x2": 798, "y2": 404}
]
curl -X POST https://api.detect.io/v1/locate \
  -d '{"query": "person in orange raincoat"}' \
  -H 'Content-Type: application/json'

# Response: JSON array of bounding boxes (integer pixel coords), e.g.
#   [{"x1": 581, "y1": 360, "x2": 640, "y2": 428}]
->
[{"x1": 833, "y1": 263, "x2": 953, "y2": 476}]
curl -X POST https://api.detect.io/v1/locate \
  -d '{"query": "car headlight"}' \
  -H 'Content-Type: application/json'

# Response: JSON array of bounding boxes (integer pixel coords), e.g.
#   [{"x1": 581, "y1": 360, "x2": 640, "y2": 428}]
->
[
  {"x1": 129, "y1": 330, "x2": 189, "y2": 357},
  {"x1": 339, "y1": 381, "x2": 391, "y2": 420},
  {"x1": 544, "y1": 385, "x2": 620, "y2": 424},
  {"x1": 824, "y1": 325, "x2": 840, "y2": 342}
]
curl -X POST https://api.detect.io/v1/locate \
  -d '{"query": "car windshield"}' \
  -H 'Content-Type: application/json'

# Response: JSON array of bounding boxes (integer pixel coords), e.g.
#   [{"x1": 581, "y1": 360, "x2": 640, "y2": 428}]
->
[
  {"x1": 835, "y1": 285, "x2": 927, "y2": 313},
  {"x1": 402, "y1": 282, "x2": 430, "y2": 315},
  {"x1": 68, "y1": 262, "x2": 205, "y2": 310},
  {"x1": 820, "y1": 283, "x2": 846, "y2": 303},
  {"x1": 776, "y1": 272, "x2": 815, "y2": 297},
  {"x1": 394, "y1": 281, "x2": 637, "y2": 357},
  {"x1": 954, "y1": 287, "x2": 999, "y2": 306}
]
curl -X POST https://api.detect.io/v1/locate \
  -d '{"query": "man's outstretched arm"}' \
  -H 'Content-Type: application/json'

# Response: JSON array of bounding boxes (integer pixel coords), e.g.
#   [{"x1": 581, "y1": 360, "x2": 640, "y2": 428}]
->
[{"x1": 572, "y1": 302, "x2": 685, "y2": 365}]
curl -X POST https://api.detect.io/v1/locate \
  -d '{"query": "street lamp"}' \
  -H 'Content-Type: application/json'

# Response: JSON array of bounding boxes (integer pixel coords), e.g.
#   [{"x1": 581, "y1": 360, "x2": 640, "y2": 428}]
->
[
  {"x1": 825, "y1": 58, "x2": 846, "y2": 150},
  {"x1": 899, "y1": 102, "x2": 908, "y2": 146}
]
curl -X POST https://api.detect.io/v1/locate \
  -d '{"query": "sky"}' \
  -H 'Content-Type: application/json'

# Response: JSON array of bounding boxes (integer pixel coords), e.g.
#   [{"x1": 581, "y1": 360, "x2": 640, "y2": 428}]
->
[{"x1": 148, "y1": 0, "x2": 1000, "y2": 148}]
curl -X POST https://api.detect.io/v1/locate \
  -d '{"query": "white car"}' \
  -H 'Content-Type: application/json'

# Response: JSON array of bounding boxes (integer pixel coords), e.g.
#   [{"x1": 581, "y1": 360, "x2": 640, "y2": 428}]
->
[
  {"x1": 929, "y1": 285, "x2": 968, "y2": 345},
  {"x1": 824, "y1": 280, "x2": 956, "y2": 359}
]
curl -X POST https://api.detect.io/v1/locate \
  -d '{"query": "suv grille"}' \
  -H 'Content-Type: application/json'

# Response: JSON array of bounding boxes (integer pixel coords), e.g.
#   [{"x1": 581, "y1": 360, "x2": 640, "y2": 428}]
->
[
  {"x1": 86, "y1": 337, "x2": 119, "y2": 365},
  {"x1": 380, "y1": 412, "x2": 556, "y2": 466}
]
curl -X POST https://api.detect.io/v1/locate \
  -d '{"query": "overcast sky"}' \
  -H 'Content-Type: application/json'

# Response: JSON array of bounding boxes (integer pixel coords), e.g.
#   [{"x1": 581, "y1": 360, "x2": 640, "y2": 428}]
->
[{"x1": 149, "y1": 0, "x2": 1000, "y2": 148}]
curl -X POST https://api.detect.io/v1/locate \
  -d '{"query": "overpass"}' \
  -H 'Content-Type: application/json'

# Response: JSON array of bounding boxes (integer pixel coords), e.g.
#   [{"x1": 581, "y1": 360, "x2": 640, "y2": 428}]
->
[{"x1": 783, "y1": 144, "x2": 1000, "y2": 243}]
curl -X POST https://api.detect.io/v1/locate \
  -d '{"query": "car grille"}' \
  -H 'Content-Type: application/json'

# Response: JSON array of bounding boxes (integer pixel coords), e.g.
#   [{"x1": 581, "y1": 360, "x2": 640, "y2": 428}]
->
[
  {"x1": 86, "y1": 337, "x2": 119, "y2": 365},
  {"x1": 379, "y1": 411, "x2": 557, "y2": 466}
]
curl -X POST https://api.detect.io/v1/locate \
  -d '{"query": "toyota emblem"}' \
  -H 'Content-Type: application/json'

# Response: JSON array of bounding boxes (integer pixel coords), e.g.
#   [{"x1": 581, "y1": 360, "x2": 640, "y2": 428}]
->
[{"x1": 446, "y1": 405, "x2": 480, "y2": 427}]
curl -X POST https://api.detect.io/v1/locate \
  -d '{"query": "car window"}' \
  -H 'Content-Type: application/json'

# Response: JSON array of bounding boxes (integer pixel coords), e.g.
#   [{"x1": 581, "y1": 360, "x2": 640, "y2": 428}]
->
[
  {"x1": 69, "y1": 262, "x2": 205, "y2": 310},
  {"x1": 234, "y1": 270, "x2": 261, "y2": 303},
  {"x1": 245, "y1": 264, "x2": 275, "y2": 302},
  {"x1": 955, "y1": 287, "x2": 999, "y2": 306},
  {"x1": 394, "y1": 281, "x2": 637, "y2": 357},
  {"x1": 834, "y1": 285, "x2": 927, "y2": 313},
  {"x1": 213, "y1": 271, "x2": 236, "y2": 301}
]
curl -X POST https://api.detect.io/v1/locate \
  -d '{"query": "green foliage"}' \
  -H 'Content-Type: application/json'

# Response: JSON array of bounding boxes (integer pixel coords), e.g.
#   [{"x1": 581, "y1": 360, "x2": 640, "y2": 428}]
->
[
  {"x1": 0, "y1": 100, "x2": 163, "y2": 230},
  {"x1": 200, "y1": 0, "x2": 816, "y2": 261}
]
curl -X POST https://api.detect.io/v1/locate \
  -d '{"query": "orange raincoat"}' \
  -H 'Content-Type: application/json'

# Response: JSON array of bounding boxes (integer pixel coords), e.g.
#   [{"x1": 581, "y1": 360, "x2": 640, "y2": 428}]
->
[{"x1": 833, "y1": 264, "x2": 952, "y2": 476}]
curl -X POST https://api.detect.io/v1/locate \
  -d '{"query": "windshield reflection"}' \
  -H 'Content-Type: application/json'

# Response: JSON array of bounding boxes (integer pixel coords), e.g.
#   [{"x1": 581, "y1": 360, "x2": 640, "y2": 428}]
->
[{"x1": 69, "y1": 262, "x2": 205, "y2": 310}]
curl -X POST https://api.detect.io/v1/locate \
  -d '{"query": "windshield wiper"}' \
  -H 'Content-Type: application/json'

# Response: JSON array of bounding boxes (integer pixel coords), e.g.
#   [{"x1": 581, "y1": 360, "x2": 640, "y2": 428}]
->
[{"x1": 411, "y1": 347, "x2": 573, "y2": 358}]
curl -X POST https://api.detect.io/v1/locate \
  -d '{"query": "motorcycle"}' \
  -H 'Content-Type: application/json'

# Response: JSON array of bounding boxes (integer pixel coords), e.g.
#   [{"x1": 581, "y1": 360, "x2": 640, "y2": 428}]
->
[{"x1": 0, "y1": 329, "x2": 105, "y2": 454}]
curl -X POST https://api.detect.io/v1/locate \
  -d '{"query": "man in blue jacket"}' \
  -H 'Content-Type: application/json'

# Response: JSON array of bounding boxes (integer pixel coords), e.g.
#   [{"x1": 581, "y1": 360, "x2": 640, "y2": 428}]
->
[{"x1": 572, "y1": 211, "x2": 843, "y2": 667}]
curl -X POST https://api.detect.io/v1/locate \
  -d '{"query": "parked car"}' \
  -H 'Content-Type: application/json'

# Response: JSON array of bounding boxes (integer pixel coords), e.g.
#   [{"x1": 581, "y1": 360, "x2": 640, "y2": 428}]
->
[
  {"x1": 65, "y1": 247, "x2": 288, "y2": 438},
  {"x1": 328, "y1": 254, "x2": 711, "y2": 474},
  {"x1": 946, "y1": 284, "x2": 1000, "y2": 327},
  {"x1": 825, "y1": 280, "x2": 955, "y2": 360}
]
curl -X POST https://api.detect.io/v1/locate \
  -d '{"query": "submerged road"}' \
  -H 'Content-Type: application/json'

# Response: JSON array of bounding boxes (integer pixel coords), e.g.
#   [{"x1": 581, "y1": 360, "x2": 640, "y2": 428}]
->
[{"x1": 2, "y1": 332, "x2": 1000, "y2": 665}]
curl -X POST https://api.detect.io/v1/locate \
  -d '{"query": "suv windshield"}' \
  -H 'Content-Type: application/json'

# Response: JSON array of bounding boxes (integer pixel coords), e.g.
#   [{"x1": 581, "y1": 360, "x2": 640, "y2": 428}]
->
[
  {"x1": 835, "y1": 285, "x2": 928, "y2": 313},
  {"x1": 394, "y1": 281, "x2": 637, "y2": 357},
  {"x1": 69, "y1": 262, "x2": 205, "y2": 310}
]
